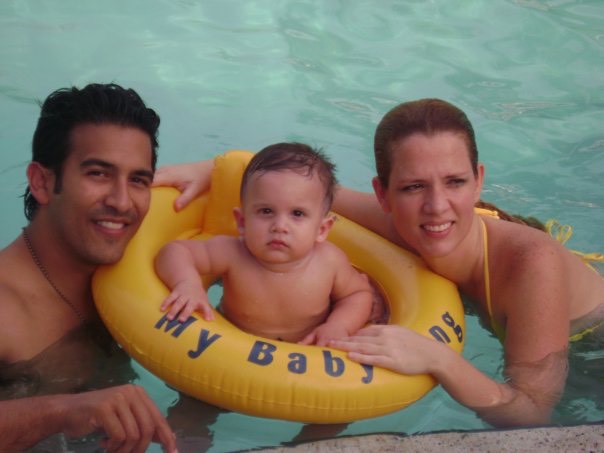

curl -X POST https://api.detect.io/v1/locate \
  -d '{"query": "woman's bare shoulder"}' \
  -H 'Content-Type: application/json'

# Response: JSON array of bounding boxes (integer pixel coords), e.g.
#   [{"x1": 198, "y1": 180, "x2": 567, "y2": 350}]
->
[{"x1": 485, "y1": 217, "x2": 564, "y2": 264}]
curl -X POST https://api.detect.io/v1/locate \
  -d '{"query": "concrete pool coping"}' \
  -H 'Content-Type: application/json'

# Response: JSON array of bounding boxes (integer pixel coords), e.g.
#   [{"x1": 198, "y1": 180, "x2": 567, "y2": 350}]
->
[{"x1": 251, "y1": 422, "x2": 604, "y2": 452}]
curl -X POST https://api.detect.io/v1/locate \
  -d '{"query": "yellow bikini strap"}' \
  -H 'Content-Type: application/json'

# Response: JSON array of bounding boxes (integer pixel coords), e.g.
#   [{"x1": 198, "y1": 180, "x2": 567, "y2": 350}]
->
[
  {"x1": 569, "y1": 320, "x2": 604, "y2": 343},
  {"x1": 474, "y1": 207, "x2": 500, "y2": 219},
  {"x1": 481, "y1": 219, "x2": 492, "y2": 318},
  {"x1": 480, "y1": 218, "x2": 506, "y2": 342},
  {"x1": 545, "y1": 220, "x2": 604, "y2": 271}
]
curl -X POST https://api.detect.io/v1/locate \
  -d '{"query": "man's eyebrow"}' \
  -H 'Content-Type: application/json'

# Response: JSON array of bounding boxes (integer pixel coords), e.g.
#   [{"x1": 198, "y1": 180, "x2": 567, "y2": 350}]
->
[
  {"x1": 80, "y1": 158, "x2": 113, "y2": 169},
  {"x1": 81, "y1": 158, "x2": 154, "y2": 179}
]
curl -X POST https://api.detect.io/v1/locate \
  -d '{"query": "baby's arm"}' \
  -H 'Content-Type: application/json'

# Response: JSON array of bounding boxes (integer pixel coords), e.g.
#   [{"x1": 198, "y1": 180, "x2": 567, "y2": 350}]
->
[
  {"x1": 154, "y1": 239, "x2": 219, "y2": 322},
  {"x1": 300, "y1": 246, "x2": 372, "y2": 346}
]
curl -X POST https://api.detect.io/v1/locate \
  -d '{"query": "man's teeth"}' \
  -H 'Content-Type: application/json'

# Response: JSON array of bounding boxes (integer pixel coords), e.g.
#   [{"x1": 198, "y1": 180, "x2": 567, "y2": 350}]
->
[
  {"x1": 97, "y1": 221, "x2": 124, "y2": 230},
  {"x1": 424, "y1": 222, "x2": 451, "y2": 232}
]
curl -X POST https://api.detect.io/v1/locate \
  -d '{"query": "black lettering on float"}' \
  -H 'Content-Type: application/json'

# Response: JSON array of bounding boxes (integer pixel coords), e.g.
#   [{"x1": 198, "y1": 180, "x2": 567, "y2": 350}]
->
[
  {"x1": 361, "y1": 364, "x2": 373, "y2": 384},
  {"x1": 442, "y1": 311, "x2": 464, "y2": 342},
  {"x1": 248, "y1": 341, "x2": 277, "y2": 366},
  {"x1": 154, "y1": 314, "x2": 196, "y2": 337},
  {"x1": 322, "y1": 350, "x2": 345, "y2": 377},
  {"x1": 429, "y1": 325, "x2": 451, "y2": 343},
  {"x1": 287, "y1": 352, "x2": 307, "y2": 374},
  {"x1": 188, "y1": 329, "x2": 222, "y2": 359},
  {"x1": 453, "y1": 324, "x2": 463, "y2": 342}
]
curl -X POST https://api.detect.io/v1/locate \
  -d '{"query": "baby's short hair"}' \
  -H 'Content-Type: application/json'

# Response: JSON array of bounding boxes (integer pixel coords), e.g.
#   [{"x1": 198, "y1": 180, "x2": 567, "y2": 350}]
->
[{"x1": 241, "y1": 142, "x2": 337, "y2": 212}]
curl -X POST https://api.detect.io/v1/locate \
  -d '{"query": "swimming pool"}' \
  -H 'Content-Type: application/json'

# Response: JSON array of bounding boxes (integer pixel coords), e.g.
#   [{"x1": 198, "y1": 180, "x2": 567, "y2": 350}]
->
[{"x1": 1, "y1": 1, "x2": 602, "y2": 451}]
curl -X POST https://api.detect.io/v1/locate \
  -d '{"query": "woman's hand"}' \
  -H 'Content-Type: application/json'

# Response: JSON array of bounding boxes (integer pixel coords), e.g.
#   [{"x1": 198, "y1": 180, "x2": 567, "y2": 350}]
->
[
  {"x1": 152, "y1": 160, "x2": 214, "y2": 211},
  {"x1": 330, "y1": 324, "x2": 445, "y2": 376}
]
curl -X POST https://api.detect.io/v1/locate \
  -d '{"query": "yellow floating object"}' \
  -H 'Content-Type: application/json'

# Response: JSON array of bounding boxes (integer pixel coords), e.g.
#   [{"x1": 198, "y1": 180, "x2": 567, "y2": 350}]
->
[{"x1": 92, "y1": 150, "x2": 465, "y2": 423}]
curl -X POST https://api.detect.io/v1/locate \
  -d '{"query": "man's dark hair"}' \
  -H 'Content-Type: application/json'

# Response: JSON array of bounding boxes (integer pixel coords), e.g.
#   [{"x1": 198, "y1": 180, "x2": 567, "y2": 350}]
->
[{"x1": 24, "y1": 83, "x2": 160, "y2": 220}]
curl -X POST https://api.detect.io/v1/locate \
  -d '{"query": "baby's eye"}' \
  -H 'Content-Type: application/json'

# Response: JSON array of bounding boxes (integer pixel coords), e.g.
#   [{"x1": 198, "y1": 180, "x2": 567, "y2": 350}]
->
[
  {"x1": 260, "y1": 208, "x2": 272, "y2": 215},
  {"x1": 292, "y1": 210, "x2": 305, "y2": 217}
]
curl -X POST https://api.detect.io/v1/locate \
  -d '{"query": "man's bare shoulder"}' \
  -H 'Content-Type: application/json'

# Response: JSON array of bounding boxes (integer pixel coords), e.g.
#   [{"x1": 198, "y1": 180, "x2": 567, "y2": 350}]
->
[
  {"x1": 0, "y1": 284, "x2": 29, "y2": 364},
  {"x1": 0, "y1": 237, "x2": 41, "y2": 361},
  {"x1": 0, "y1": 237, "x2": 27, "y2": 309}
]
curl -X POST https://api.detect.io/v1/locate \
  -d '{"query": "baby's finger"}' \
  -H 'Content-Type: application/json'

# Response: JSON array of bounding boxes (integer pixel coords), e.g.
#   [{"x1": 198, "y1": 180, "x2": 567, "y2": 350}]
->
[
  {"x1": 298, "y1": 331, "x2": 316, "y2": 345},
  {"x1": 200, "y1": 304, "x2": 215, "y2": 321},
  {"x1": 160, "y1": 293, "x2": 179, "y2": 311},
  {"x1": 177, "y1": 303, "x2": 196, "y2": 322},
  {"x1": 166, "y1": 297, "x2": 188, "y2": 321},
  {"x1": 353, "y1": 325, "x2": 383, "y2": 337},
  {"x1": 315, "y1": 336, "x2": 330, "y2": 347}
]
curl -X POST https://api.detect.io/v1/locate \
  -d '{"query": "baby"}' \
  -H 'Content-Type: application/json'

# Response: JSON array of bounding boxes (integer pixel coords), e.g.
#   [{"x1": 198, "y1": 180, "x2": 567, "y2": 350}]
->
[{"x1": 155, "y1": 143, "x2": 372, "y2": 346}]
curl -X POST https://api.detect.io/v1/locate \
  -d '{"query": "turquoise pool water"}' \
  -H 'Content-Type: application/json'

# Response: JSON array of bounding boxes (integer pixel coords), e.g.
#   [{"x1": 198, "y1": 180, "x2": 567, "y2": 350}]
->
[{"x1": 1, "y1": 1, "x2": 602, "y2": 451}]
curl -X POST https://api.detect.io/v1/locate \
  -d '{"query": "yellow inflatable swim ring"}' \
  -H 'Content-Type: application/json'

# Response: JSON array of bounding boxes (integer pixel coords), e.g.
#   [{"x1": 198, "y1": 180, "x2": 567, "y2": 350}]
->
[{"x1": 93, "y1": 150, "x2": 465, "y2": 423}]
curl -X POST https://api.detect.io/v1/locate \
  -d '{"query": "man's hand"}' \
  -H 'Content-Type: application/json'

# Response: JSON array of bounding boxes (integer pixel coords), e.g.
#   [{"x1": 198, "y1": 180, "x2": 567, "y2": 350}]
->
[{"x1": 59, "y1": 384, "x2": 177, "y2": 453}]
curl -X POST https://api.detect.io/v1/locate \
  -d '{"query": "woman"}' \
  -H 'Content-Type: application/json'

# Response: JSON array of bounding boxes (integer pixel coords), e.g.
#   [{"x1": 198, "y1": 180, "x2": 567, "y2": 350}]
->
[{"x1": 153, "y1": 99, "x2": 603, "y2": 427}]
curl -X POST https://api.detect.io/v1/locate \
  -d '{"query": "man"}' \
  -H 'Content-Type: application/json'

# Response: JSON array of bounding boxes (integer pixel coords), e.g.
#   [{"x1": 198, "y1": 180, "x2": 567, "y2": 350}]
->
[{"x1": 0, "y1": 83, "x2": 177, "y2": 452}]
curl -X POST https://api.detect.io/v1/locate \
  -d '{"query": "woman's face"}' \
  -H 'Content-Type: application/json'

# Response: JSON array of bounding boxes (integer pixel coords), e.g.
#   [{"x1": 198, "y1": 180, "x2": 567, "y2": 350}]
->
[{"x1": 372, "y1": 131, "x2": 484, "y2": 259}]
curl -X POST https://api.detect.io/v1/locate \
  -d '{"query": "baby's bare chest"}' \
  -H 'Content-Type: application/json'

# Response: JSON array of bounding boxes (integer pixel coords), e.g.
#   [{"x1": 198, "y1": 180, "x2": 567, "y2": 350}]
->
[{"x1": 225, "y1": 265, "x2": 334, "y2": 313}]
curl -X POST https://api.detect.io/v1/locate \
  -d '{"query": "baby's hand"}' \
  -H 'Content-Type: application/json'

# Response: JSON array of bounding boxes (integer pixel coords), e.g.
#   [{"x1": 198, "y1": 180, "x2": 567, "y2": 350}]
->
[
  {"x1": 299, "y1": 323, "x2": 349, "y2": 347},
  {"x1": 160, "y1": 280, "x2": 214, "y2": 322}
]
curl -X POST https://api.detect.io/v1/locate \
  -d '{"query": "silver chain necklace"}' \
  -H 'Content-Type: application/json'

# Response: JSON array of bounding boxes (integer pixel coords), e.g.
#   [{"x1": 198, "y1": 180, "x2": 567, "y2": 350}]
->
[{"x1": 22, "y1": 228, "x2": 86, "y2": 323}]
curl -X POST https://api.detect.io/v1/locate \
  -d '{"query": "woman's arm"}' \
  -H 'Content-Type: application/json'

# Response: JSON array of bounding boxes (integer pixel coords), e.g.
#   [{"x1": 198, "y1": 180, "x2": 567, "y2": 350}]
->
[
  {"x1": 330, "y1": 324, "x2": 565, "y2": 427},
  {"x1": 330, "y1": 325, "x2": 511, "y2": 409},
  {"x1": 333, "y1": 186, "x2": 404, "y2": 246},
  {"x1": 331, "y1": 229, "x2": 572, "y2": 427},
  {"x1": 479, "y1": 232, "x2": 571, "y2": 425}
]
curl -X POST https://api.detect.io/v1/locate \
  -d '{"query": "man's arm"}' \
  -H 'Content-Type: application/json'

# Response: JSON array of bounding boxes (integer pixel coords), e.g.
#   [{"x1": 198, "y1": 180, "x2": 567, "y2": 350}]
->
[{"x1": 0, "y1": 385, "x2": 177, "y2": 452}]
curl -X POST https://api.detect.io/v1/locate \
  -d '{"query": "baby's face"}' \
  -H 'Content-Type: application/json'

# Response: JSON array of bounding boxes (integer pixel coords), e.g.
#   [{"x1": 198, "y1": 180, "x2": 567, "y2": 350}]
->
[{"x1": 237, "y1": 169, "x2": 331, "y2": 267}]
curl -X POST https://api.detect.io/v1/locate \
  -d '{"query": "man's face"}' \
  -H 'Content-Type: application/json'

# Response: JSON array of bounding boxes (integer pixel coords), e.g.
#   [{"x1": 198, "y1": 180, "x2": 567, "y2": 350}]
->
[{"x1": 46, "y1": 123, "x2": 154, "y2": 266}]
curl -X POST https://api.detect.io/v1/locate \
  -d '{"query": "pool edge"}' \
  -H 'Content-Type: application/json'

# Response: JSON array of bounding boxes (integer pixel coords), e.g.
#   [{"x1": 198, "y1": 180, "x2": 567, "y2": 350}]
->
[{"x1": 250, "y1": 422, "x2": 604, "y2": 452}]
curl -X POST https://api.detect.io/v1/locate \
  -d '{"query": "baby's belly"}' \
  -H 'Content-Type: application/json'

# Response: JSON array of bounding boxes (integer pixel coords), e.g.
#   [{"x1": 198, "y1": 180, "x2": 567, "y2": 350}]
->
[{"x1": 220, "y1": 301, "x2": 327, "y2": 343}]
